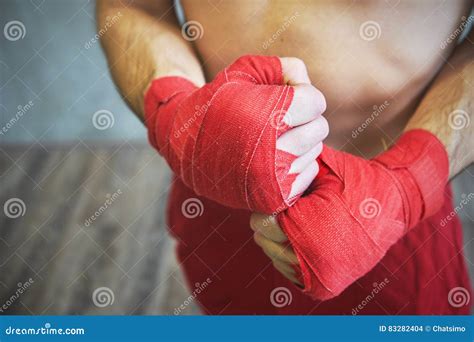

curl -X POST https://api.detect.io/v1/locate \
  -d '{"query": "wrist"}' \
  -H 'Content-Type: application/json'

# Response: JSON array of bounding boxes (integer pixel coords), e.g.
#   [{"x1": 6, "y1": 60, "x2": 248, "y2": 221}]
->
[
  {"x1": 375, "y1": 129, "x2": 449, "y2": 225},
  {"x1": 144, "y1": 76, "x2": 198, "y2": 120},
  {"x1": 145, "y1": 75, "x2": 197, "y2": 104},
  {"x1": 144, "y1": 76, "x2": 198, "y2": 153}
]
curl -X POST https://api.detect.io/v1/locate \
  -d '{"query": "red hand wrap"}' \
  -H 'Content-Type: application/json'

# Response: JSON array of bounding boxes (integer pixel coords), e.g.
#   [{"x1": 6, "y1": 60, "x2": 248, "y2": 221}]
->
[
  {"x1": 144, "y1": 56, "x2": 299, "y2": 213},
  {"x1": 278, "y1": 129, "x2": 449, "y2": 300}
]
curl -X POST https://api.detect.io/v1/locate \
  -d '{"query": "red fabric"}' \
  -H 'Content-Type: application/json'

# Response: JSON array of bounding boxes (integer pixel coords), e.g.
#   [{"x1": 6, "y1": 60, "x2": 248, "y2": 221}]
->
[
  {"x1": 168, "y1": 178, "x2": 472, "y2": 315},
  {"x1": 145, "y1": 55, "x2": 302, "y2": 214},
  {"x1": 277, "y1": 129, "x2": 450, "y2": 300},
  {"x1": 144, "y1": 56, "x2": 471, "y2": 313}
]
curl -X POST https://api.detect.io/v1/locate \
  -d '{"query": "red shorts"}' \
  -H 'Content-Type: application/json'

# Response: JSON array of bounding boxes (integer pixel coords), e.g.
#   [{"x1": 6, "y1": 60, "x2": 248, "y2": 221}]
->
[{"x1": 167, "y1": 177, "x2": 472, "y2": 314}]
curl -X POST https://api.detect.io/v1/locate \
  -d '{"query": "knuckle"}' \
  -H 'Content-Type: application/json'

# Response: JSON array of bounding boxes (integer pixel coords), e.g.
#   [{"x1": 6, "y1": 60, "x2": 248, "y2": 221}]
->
[
  {"x1": 314, "y1": 141, "x2": 324, "y2": 156},
  {"x1": 249, "y1": 214, "x2": 258, "y2": 231},
  {"x1": 319, "y1": 116, "x2": 330, "y2": 138},
  {"x1": 302, "y1": 123, "x2": 321, "y2": 142},
  {"x1": 288, "y1": 57, "x2": 306, "y2": 71},
  {"x1": 281, "y1": 57, "x2": 308, "y2": 83},
  {"x1": 305, "y1": 160, "x2": 319, "y2": 177},
  {"x1": 311, "y1": 122, "x2": 322, "y2": 136},
  {"x1": 295, "y1": 85, "x2": 326, "y2": 116},
  {"x1": 308, "y1": 86, "x2": 327, "y2": 113},
  {"x1": 253, "y1": 232, "x2": 261, "y2": 245},
  {"x1": 298, "y1": 83, "x2": 314, "y2": 97},
  {"x1": 315, "y1": 88, "x2": 327, "y2": 112}
]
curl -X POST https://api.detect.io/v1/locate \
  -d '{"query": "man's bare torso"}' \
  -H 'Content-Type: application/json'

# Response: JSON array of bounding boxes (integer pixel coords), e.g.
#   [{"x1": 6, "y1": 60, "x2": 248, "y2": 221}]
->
[{"x1": 181, "y1": 0, "x2": 471, "y2": 157}]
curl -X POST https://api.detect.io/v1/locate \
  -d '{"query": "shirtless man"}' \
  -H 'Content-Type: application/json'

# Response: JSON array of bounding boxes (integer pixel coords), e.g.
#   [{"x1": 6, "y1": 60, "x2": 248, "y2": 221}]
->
[{"x1": 98, "y1": 0, "x2": 473, "y2": 314}]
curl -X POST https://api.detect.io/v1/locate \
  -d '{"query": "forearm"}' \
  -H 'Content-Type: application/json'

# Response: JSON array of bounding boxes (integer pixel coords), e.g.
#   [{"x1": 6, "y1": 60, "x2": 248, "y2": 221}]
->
[
  {"x1": 405, "y1": 31, "x2": 473, "y2": 178},
  {"x1": 97, "y1": 0, "x2": 205, "y2": 120}
]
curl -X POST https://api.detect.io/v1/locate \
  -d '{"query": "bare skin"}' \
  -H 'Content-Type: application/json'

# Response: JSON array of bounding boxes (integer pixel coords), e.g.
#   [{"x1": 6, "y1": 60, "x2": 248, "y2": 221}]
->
[{"x1": 98, "y1": 0, "x2": 473, "y2": 286}]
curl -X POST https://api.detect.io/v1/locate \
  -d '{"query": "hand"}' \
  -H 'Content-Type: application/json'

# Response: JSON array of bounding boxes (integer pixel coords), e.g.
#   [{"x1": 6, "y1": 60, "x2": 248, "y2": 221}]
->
[
  {"x1": 276, "y1": 57, "x2": 328, "y2": 200},
  {"x1": 250, "y1": 212, "x2": 303, "y2": 287},
  {"x1": 145, "y1": 55, "x2": 328, "y2": 214},
  {"x1": 277, "y1": 130, "x2": 449, "y2": 300}
]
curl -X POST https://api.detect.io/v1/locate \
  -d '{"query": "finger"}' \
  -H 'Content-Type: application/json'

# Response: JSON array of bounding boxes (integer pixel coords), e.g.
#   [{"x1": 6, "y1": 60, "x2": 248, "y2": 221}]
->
[
  {"x1": 288, "y1": 161, "x2": 319, "y2": 199},
  {"x1": 276, "y1": 116, "x2": 329, "y2": 155},
  {"x1": 273, "y1": 259, "x2": 295, "y2": 276},
  {"x1": 280, "y1": 57, "x2": 311, "y2": 85},
  {"x1": 289, "y1": 142, "x2": 323, "y2": 174},
  {"x1": 254, "y1": 232, "x2": 298, "y2": 264},
  {"x1": 282, "y1": 84, "x2": 327, "y2": 127},
  {"x1": 273, "y1": 260, "x2": 304, "y2": 287},
  {"x1": 250, "y1": 213, "x2": 288, "y2": 243}
]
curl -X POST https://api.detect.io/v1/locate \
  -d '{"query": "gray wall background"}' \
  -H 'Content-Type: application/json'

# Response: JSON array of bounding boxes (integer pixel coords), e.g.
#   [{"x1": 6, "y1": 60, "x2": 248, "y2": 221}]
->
[{"x1": 1, "y1": 0, "x2": 146, "y2": 144}]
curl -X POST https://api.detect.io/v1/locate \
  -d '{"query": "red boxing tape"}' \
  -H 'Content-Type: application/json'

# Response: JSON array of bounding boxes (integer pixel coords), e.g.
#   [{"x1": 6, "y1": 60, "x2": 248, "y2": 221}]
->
[
  {"x1": 144, "y1": 55, "x2": 301, "y2": 213},
  {"x1": 278, "y1": 129, "x2": 450, "y2": 300}
]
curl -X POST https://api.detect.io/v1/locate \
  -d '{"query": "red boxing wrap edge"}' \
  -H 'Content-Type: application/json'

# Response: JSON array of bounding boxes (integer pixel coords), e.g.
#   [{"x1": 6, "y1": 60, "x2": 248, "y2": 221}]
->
[
  {"x1": 279, "y1": 129, "x2": 450, "y2": 300},
  {"x1": 144, "y1": 56, "x2": 301, "y2": 213}
]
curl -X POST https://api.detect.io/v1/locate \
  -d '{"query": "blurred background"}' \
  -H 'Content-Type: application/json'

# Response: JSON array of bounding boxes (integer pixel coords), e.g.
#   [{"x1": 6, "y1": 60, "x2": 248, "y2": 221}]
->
[
  {"x1": 1, "y1": 0, "x2": 199, "y2": 315},
  {"x1": 0, "y1": 0, "x2": 473, "y2": 314}
]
